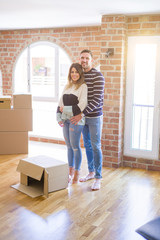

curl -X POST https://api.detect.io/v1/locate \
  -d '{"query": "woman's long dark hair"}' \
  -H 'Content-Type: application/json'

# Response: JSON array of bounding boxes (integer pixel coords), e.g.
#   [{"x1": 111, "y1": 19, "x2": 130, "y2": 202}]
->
[{"x1": 66, "y1": 63, "x2": 85, "y2": 90}]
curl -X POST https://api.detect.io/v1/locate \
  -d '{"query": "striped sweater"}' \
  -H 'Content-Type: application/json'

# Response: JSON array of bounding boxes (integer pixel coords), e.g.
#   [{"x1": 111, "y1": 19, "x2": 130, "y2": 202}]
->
[{"x1": 83, "y1": 68, "x2": 105, "y2": 118}]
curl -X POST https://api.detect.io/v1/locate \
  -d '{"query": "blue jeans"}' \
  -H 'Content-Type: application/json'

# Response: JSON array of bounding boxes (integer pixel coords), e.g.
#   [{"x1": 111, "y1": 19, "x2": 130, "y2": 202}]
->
[
  {"x1": 82, "y1": 116, "x2": 103, "y2": 179},
  {"x1": 63, "y1": 120, "x2": 84, "y2": 171}
]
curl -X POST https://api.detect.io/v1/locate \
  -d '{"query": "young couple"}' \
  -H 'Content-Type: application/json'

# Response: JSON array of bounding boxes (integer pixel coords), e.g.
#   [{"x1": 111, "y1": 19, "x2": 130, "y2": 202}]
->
[{"x1": 57, "y1": 49, "x2": 104, "y2": 191}]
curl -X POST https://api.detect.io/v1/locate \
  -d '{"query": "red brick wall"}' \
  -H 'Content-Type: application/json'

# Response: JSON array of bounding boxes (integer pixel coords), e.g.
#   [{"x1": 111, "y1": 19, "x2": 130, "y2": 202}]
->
[
  {"x1": 100, "y1": 15, "x2": 127, "y2": 168},
  {"x1": 0, "y1": 26, "x2": 101, "y2": 95},
  {"x1": 127, "y1": 15, "x2": 160, "y2": 36},
  {"x1": 1, "y1": 14, "x2": 160, "y2": 170}
]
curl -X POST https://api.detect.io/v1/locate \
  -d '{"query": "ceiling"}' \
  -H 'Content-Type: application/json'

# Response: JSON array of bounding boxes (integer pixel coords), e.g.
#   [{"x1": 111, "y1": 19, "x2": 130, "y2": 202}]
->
[{"x1": 0, "y1": 0, "x2": 160, "y2": 30}]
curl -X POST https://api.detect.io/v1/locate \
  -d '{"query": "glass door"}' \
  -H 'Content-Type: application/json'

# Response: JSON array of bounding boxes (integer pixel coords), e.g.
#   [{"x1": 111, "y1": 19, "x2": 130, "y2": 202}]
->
[{"x1": 124, "y1": 36, "x2": 160, "y2": 159}]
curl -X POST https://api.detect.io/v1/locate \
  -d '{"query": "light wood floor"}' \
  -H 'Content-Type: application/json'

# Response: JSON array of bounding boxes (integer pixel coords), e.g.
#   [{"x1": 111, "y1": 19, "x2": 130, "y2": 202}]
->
[{"x1": 1, "y1": 141, "x2": 160, "y2": 240}]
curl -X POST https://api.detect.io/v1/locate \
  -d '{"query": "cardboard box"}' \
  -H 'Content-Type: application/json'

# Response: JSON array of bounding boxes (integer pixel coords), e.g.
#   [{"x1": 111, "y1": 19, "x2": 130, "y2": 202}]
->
[
  {"x1": 0, "y1": 109, "x2": 32, "y2": 131},
  {"x1": 0, "y1": 96, "x2": 11, "y2": 109},
  {"x1": 0, "y1": 132, "x2": 28, "y2": 154},
  {"x1": 12, "y1": 155, "x2": 69, "y2": 198},
  {"x1": 13, "y1": 94, "x2": 32, "y2": 109}
]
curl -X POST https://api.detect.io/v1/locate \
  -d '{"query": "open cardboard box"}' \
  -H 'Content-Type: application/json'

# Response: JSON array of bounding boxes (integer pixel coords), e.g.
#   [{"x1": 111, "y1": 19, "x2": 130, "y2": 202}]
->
[{"x1": 12, "y1": 155, "x2": 69, "y2": 198}]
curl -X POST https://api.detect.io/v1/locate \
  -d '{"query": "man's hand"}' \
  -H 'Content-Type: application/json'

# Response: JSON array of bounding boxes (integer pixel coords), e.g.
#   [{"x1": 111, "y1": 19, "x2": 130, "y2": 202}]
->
[
  {"x1": 70, "y1": 113, "x2": 82, "y2": 125},
  {"x1": 58, "y1": 121, "x2": 64, "y2": 127}
]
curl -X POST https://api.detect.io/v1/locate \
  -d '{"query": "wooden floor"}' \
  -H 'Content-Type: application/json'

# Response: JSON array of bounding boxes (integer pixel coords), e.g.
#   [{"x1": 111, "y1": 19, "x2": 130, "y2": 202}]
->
[{"x1": 0, "y1": 141, "x2": 160, "y2": 240}]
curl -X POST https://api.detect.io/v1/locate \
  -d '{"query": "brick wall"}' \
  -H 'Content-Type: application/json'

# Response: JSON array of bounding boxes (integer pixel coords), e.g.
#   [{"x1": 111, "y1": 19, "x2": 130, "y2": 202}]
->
[
  {"x1": 100, "y1": 15, "x2": 127, "y2": 168},
  {"x1": 1, "y1": 14, "x2": 160, "y2": 170},
  {"x1": 0, "y1": 26, "x2": 101, "y2": 96}
]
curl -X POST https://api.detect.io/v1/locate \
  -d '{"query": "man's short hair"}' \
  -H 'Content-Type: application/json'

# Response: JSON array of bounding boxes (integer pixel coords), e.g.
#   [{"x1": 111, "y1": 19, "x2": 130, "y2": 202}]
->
[{"x1": 80, "y1": 49, "x2": 93, "y2": 58}]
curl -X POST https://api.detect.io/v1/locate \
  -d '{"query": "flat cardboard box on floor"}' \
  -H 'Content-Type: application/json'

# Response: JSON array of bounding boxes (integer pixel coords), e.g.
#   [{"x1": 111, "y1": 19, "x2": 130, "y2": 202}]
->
[
  {"x1": 0, "y1": 109, "x2": 32, "y2": 131},
  {"x1": 0, "y1": 96, "x2": 11, "y2": 109},
  {"x1": 13, "y1": 93, "x2": 32, "y2": 109},
  {"x1": 0, "y1": 132, "x2": 28, "y2": 154},
  {"x1": 12, "y1": 155, "x2": 69, "y2": 198}
]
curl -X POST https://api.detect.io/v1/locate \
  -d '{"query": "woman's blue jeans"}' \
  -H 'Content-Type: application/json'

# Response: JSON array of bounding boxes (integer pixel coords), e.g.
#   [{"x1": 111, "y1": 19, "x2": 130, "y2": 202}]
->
[
  {"x1": 82, "y1": 116, "x2": 103, "y2": 179},
  {"x1": 63, "y1": 120, "x2": 84, "y2": 171}
]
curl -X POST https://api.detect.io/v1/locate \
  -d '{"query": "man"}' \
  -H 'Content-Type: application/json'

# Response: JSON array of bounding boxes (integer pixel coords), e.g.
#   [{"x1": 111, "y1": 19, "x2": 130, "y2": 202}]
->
[{"x1": 70, "y1": 49, "x2": 104, "y2": 191}]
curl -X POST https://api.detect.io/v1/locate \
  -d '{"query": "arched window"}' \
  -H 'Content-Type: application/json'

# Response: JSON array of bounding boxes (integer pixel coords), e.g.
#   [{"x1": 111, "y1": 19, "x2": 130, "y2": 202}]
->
[{"x1": 14, "y1": 41, "x2": 71, "y2": 139}]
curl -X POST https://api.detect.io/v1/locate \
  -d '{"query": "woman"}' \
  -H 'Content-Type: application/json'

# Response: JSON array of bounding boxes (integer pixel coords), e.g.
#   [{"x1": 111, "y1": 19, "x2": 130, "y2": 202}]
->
[{"x1": 56, "y1": 63, "x2": 87, "y2": 183}]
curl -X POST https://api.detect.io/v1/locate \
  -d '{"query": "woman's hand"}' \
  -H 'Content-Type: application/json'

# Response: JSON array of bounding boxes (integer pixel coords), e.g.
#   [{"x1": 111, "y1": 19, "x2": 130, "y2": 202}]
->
[
  {"x1": 58, "y1": 121, "x2": 64, "y2": 127},
  {"x1": 60, "y1": 106, "x2": 64, "y2": 112}
]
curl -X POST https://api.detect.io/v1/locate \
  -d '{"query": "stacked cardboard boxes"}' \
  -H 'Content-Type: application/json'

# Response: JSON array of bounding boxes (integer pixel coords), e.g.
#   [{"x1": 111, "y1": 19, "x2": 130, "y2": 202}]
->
[{"x1": 0, "y1": 94, "x2": 32, "y2": 154}]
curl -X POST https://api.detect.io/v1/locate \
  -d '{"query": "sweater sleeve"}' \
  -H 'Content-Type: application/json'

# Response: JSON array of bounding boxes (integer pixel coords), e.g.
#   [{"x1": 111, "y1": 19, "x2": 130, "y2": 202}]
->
[
  {"x1": 56, "y1": 85, "x2": 67, "y2": 122},
  {"x1": 77, "y1": 83, "x2": 88, "y2": 112}
]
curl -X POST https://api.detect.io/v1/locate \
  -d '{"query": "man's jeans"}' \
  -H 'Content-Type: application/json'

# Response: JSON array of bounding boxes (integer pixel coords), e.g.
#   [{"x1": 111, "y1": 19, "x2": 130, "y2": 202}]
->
[
  {"x1": 82, "y1": 116, "x2": 103, "y2": 179},
  {"x1": 63, "y1": 120, "x2": 84, "y2": 171}
]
